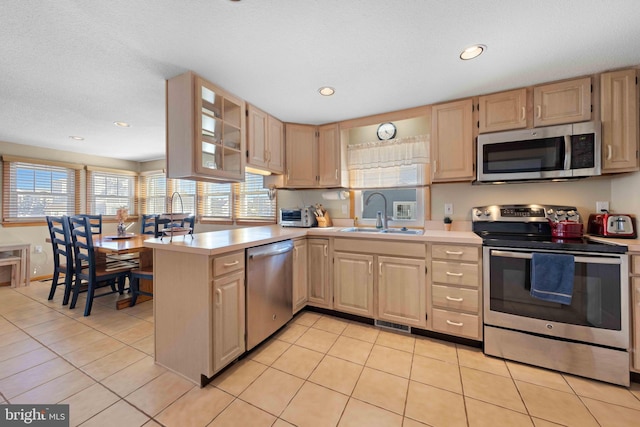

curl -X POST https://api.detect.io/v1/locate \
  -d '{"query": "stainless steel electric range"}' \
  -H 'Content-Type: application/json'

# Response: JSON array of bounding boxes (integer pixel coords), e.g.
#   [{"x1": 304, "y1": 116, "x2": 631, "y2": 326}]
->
[{"x1": 473, "y1": 204, "x2": 630, "y2": 386}]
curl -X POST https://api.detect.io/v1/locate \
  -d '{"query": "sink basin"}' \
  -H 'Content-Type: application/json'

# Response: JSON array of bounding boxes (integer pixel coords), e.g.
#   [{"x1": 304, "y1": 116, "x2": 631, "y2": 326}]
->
[
  {"x1": 340, "y1": 227, "x2": 382, "y2": 233},
  {"x1": 340, "y1": 227, "x2": 423, "y2": 235},
  {"x1": 380, "y1": 228, "x2": 423, "y2": 235}
]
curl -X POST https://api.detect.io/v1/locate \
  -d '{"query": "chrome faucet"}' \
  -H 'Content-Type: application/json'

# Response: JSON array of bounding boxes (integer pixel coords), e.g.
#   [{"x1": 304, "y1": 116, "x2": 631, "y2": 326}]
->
[{"x1": 365, "y1": 192, "x2": 389, "y2": 229}]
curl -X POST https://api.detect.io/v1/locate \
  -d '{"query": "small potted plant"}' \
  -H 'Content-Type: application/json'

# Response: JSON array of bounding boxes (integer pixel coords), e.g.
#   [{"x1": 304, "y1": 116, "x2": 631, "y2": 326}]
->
[{"x1": 443, "y1": 216, "x2": 452, "y2": 231}]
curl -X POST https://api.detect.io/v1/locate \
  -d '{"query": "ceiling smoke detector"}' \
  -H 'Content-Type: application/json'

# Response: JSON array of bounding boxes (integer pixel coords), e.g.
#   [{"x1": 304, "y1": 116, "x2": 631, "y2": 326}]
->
[{"x1": 460, "y1": 44, "x2": 486, "y2": 60}]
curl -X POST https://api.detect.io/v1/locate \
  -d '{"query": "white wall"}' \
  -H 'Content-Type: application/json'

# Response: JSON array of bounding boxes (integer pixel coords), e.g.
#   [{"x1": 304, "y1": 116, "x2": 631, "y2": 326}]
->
[{"x1": 610, "y1": 172, "x2": 640, "y2": 218}]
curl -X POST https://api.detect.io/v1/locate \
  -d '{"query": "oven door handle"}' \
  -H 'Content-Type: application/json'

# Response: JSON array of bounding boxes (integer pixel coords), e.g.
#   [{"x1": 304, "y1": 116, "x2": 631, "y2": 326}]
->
[
  {"x1": 490, "y1": 250, "x2": 622, "y2": 265},
  {"x1": 564, "y1": 134, "x2": 572, "y2": 170}
]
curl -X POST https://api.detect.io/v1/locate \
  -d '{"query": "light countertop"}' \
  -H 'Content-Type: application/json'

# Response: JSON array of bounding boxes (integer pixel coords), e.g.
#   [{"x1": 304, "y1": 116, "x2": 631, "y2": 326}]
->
[
  {"x1": 586, "y1": 235, "x2": 640, "y2": 252},
  {"x1": 143, "y1": 225, "x2": 482, "y2": 256}
]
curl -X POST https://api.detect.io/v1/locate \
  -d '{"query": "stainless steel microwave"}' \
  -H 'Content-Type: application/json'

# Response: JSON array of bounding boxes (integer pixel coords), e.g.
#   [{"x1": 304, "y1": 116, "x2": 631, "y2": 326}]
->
[
  {"x1": 477, "y1": 121, "x2": 601, "y2": 183},
  {"x1": 279, "y1": 207, "x2": 317, "y2": 227}
]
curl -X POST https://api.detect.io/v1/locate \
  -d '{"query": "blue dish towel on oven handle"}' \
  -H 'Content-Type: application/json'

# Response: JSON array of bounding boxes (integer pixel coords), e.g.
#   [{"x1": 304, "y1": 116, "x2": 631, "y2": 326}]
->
[{"x1": 530, "y1": 252, "x2": 575, "y2": 305}]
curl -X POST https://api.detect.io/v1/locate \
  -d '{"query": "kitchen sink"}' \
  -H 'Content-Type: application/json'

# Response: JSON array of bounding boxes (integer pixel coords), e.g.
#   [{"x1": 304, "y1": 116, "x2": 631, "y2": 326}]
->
[
  {"x1": 380, "y1": 228, "x2": 423, "y2": 235},
  {"x1": 340, "y1": 227, "x2": 382, "y2": 233},
  {"x1": 340, "y1": 227, "x2": 423, "y2": 235}
]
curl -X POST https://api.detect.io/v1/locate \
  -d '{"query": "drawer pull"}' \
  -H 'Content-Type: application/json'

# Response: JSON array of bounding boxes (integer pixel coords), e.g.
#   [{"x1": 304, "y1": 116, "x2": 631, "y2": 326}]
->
[
  {"x1": 446, "y1": 296, "x2": 464, "y2": 302},
  {"x1": 446, "y1": 320, "x2": 464, "y2": 327},
  {"x1": 446, "y1": 271, "x2": 463, "y2": 277},
  {"x1": 223, "y1": 261, "x2": 240, "y2": 267},
  {"x1": 445, "y1": 250, "x2": 463, "y2": 255}
]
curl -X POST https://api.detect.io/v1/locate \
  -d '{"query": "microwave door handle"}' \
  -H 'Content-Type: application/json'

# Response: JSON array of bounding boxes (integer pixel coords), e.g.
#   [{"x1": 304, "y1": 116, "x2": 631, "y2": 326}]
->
[
  {"x1": 564, "y1": 135, "x2": 571, "y2": 170},
  {"x1": 490, "y1": 250, "x2": 621, "y2": 265}
]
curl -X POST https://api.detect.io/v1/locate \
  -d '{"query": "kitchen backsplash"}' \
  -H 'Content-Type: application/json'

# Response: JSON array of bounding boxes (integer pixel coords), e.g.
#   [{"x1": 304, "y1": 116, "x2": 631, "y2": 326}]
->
[{"x1": 277, "y1": 174, "x2": 615, "y2": 225}]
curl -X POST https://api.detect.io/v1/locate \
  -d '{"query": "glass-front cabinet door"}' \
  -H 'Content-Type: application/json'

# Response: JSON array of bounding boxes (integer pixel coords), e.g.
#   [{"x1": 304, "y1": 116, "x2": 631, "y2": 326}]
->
[{"x1": 195, "y1": 77, "x2": 245, "y2": 180}]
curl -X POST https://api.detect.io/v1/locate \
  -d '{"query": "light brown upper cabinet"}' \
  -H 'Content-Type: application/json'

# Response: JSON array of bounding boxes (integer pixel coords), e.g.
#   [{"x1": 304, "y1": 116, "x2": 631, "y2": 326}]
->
[
  {"x1": 285, "y1": 124, "x2": 317, "y2": 187},
  {"x1": 533, "y1": 77, "x2": 592, "y2": 127},
  {"x1": 431, "y1": 98, "x2": 475, "y2": 182},
  {"x1": 478, "y1": 88, "x2": 528, "y2": 133},
  {"x1": 247, "y1": 104, "x2": 284, "y2": 174},
  {"x1": 166, "y1": 71, "x2": 246, "y2": 182},
  {"x1": 284, "y1": 123, "x2": 346, "y2": 188},
  {"x1": 601, "y1": 68, "x2": 639, "y2": 173}
]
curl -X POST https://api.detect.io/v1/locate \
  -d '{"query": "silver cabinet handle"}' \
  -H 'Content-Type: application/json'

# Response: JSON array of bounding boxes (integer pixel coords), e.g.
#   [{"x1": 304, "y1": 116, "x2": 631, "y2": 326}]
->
[
  {"x1": 446, "y1": 296, "x2": 464, "y2": 302},
  {"x1": 368, "y1": 260, "x2": 372, "y2": 275},
  {"x1": 223, "y1": 261, "x2": 239, "y2": 267},
  {"x1": 607, "y1": 144, "x2": 612, "y2": 160},
  {"x1": 446, "y1": 271, "x2": 463, "y2": 277},
  {"x1": 445, "y1": 250, "x2": 463, "y2": 255},
  {"x1": 335, "y1": 169, "x2": 338, "y2": 179},
  {"x1": 215, "y1": 288, "x2": 222, "y2": 305},
  {"x1": 379, "y1": 262, "x2": 383, "y2": 276},
  {"x1": 520, "y1": 106, "x2": 526, "y2": 121},
  {"x1": 324, "y1": 245, "x2": 328, "y2": 257},
  {"x1": 536, "y1": 105, "x2": 542, "y2": 118},
  {"x1": 446, "y1": 320, "x2": 464, "y2": 327}
]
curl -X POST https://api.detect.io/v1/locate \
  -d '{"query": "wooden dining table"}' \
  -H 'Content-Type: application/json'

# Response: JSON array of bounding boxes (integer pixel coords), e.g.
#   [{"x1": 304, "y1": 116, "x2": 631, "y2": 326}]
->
[
  {"x1": 93, "y1": 233, "x2": 154, "y2": 309},
  {"x1": 46, "y1": 233, "x2": 154, "y2": 309}
]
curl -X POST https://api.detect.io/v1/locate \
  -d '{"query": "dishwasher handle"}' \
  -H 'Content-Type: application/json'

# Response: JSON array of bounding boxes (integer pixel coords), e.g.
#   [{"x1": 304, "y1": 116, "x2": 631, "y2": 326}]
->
[{"x1": 248, "y1": 240, "x2": 294, "y2": 260}]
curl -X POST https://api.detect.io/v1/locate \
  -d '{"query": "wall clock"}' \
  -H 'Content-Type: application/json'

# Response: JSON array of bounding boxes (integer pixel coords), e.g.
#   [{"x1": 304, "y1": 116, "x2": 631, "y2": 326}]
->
[{"x1": 377, "y1": 122, "x2": 397, "y2": 140}]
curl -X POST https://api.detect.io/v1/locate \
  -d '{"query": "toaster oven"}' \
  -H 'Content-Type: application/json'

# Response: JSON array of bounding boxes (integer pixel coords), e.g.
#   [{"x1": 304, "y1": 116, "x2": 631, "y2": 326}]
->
[{"x1": 279, "y1": 207, "x2": 317, "y2": 228}]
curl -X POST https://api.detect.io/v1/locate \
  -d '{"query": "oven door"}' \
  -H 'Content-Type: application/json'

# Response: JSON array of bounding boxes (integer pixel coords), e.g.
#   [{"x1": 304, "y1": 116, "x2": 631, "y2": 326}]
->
[{"x1": 483, "y1": 246, "x2": 629, "y2": 349}]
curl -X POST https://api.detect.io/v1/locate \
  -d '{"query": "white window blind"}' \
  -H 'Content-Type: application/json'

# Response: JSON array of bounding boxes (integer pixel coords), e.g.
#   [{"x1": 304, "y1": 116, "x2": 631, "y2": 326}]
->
[
  {"x1": 199, "y1": 181, "x2": 232, "y2": 219},
  {"x1": 347, "y1": 134, "x2": 430, "y2": 188},
  {"x1": 235, "y1": 173, "x2": 275, "y2": 221},
  {"x1": 2, "y1": 159, "x2": 79, "y2": 221},
  {"x1": 141, "y1": 173, "x2": 167, "y2": 214},
  {"x1": 169, "y1": 179, "x2": 196, "y2": 214},
  {"x1": 87, "y1": 169, "x2": 136, "y2": 216}
]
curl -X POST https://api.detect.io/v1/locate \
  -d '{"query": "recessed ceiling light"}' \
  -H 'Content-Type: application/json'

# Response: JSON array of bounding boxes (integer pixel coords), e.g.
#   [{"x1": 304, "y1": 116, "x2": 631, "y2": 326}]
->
[
  {"x1": 113, "y1": 121, "x2": 131, "y2": 128},
  {"x1": 318, "y1": 86, "x2": 335, "y2": 96},
  {"x1": 460, "y1": 44, "x2": 486, "y2": 60},
  {"x1": 69, "y1": 136, "x2": 84, "y2": 141}
]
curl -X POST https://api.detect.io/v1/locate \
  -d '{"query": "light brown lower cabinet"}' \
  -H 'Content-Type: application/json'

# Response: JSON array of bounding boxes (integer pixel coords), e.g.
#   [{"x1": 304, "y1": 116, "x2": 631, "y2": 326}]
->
[
  {"x1": 334, "y1": 251, "x2": 374, "y2": 317},
  {"x1": 429, "y1": 243, "x2": 482, "y2": 340},
  {"x1": 307, "y1": 238, "x2": 332, "y2": 308},
  {"x1": 630, "y1": 253, "x2": 640, "y2": 372},
  {"x1": 292, "y1": 238, "x2": 308, "y2": 313},
  {"x1": 154, "y1": 248, "x2": 245, "y2": 385}
]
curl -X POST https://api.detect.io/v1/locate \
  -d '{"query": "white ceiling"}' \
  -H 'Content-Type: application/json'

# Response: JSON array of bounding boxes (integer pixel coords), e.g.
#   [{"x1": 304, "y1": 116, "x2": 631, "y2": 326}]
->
[{"x1": 2, "y1": 0, "x2": 640, "y2": 162}]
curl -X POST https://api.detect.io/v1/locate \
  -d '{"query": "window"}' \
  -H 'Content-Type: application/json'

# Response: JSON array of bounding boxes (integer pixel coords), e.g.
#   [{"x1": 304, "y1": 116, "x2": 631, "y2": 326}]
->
[
  {"x1": 354, "y1": 187, "x2": 428, "y2": 227},
  {"x1": 235, "y1": 173, "x2": 275, "y2": 221},
  {"x1": 169, "y1": 179, "x2": 197, "y2": 214},
  {"x1": 140, "y1": 172, "x2": 167, "y2": 215},
  {"x1": 2, "y1": 156, "x2": 81, "y2": 223},
  {"x1": 86, "y1": 167, "x2": 137, "y2": 217},
  {"x1": 200, "y1": 181, "x2": 232, "y2": 220}
]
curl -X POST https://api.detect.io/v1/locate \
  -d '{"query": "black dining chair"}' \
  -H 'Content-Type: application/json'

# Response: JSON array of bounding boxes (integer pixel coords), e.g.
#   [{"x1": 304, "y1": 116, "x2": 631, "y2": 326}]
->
[
  {"x1": 129, "y1": 268, "x2": 153, "y2": 306},
  {"x1": 69, "y1": 215, "x2": 131, "y2": 316},
  {"x1": 181, "y1": 214, "x2": 196, "y2": 235},
  {"x1": 81, "y1": 214, "x2": 102, "y2": 234},
  {"x1": 46, "y1": 215, "x2": 74, "y2": 305},
  {"x1": 140, "y1": 214, "x2": 158, "y2": 235}
]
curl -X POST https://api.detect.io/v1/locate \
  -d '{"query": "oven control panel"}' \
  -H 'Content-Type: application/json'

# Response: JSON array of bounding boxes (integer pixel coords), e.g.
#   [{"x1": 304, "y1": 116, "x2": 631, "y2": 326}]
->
[{"x1": 472, "y1": 204, "x2": 580, "y2": 222}]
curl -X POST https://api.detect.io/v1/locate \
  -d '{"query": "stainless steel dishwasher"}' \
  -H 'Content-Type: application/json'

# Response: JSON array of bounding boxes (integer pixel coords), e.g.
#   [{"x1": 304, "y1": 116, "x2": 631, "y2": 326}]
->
[{"x1": 246, "y1": 239, "x2": 293, "y2": 350}]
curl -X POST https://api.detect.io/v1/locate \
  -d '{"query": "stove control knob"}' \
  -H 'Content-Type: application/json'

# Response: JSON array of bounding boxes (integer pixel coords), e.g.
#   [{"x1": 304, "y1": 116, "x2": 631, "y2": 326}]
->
[
  {"x1": 474, "y1": 210, "x2": 483, "y2": 217},
  {"x1": 567, "y1": 210, "x2": 576, "y2": 217},
  {"x1": 557, "y1": 210, "x2": 566, "y2": 216},
  {"x1": 546, "y1": 209, "x2": 554, "y2": 215},
  {"x1": 484, "y1": 209, "x2": 491, "y2": 217}
]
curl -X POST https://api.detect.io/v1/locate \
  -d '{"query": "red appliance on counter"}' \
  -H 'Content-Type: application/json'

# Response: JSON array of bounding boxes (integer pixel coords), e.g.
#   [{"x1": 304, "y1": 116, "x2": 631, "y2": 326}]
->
[
  {"x1": 587, "y1": 212, "x2": 637, "y2": 238},
  {"x1": 549, "y1": 220, "x2": 584, "y2": 239}
]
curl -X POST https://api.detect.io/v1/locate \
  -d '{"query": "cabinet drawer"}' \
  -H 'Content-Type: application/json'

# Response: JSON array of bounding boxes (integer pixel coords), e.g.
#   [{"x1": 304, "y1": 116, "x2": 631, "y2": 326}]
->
[
  {"x1": 432, "y1": 285, "x2": 478, "y2": 313},
  {"x1": 632, "y1": 255, "x2": 640, "y2": 275},
  {"x1": 431, "y1": 244, "x2": 479, "y2": 262},
  {"x1": 432, "y1": 308, "x2": 479, "y2": 339},
  {"x1": 213, "y1": 251, "x2": 245, "y2": 277},
  {"x1": 432, "y1": 260, "x2": 479, "y2": 287}
]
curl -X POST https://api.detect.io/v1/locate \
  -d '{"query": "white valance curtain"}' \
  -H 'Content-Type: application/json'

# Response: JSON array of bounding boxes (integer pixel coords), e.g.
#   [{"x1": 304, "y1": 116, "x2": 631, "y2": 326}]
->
[{"x1": 347, "y1": 134, "x2": 430, "y2": 188}]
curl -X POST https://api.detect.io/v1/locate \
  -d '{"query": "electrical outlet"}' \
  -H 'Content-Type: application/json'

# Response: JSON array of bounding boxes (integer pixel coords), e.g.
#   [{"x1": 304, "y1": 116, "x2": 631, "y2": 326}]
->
[
  {"x1": 444, "y1": 203, "x2": 453, "y2": 215},
  {"x1": 596, "y1": 201, "x2": 609, "y2": 213},
  {"x1": 34, "y1": 245, "x2": 43, "y2": 254}
]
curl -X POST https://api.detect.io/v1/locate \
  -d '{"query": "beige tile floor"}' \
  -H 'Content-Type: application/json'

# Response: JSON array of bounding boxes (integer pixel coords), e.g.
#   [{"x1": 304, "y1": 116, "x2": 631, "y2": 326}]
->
[{"x1": 1, "y1": 281, "x2": 640, "y2": 426}]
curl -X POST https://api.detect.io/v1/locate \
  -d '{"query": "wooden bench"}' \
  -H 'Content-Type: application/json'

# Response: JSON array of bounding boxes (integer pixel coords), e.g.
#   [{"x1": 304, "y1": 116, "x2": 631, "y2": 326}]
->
[{"x1": 0, "y1": 253, "x2": 22, "y2": 287}]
